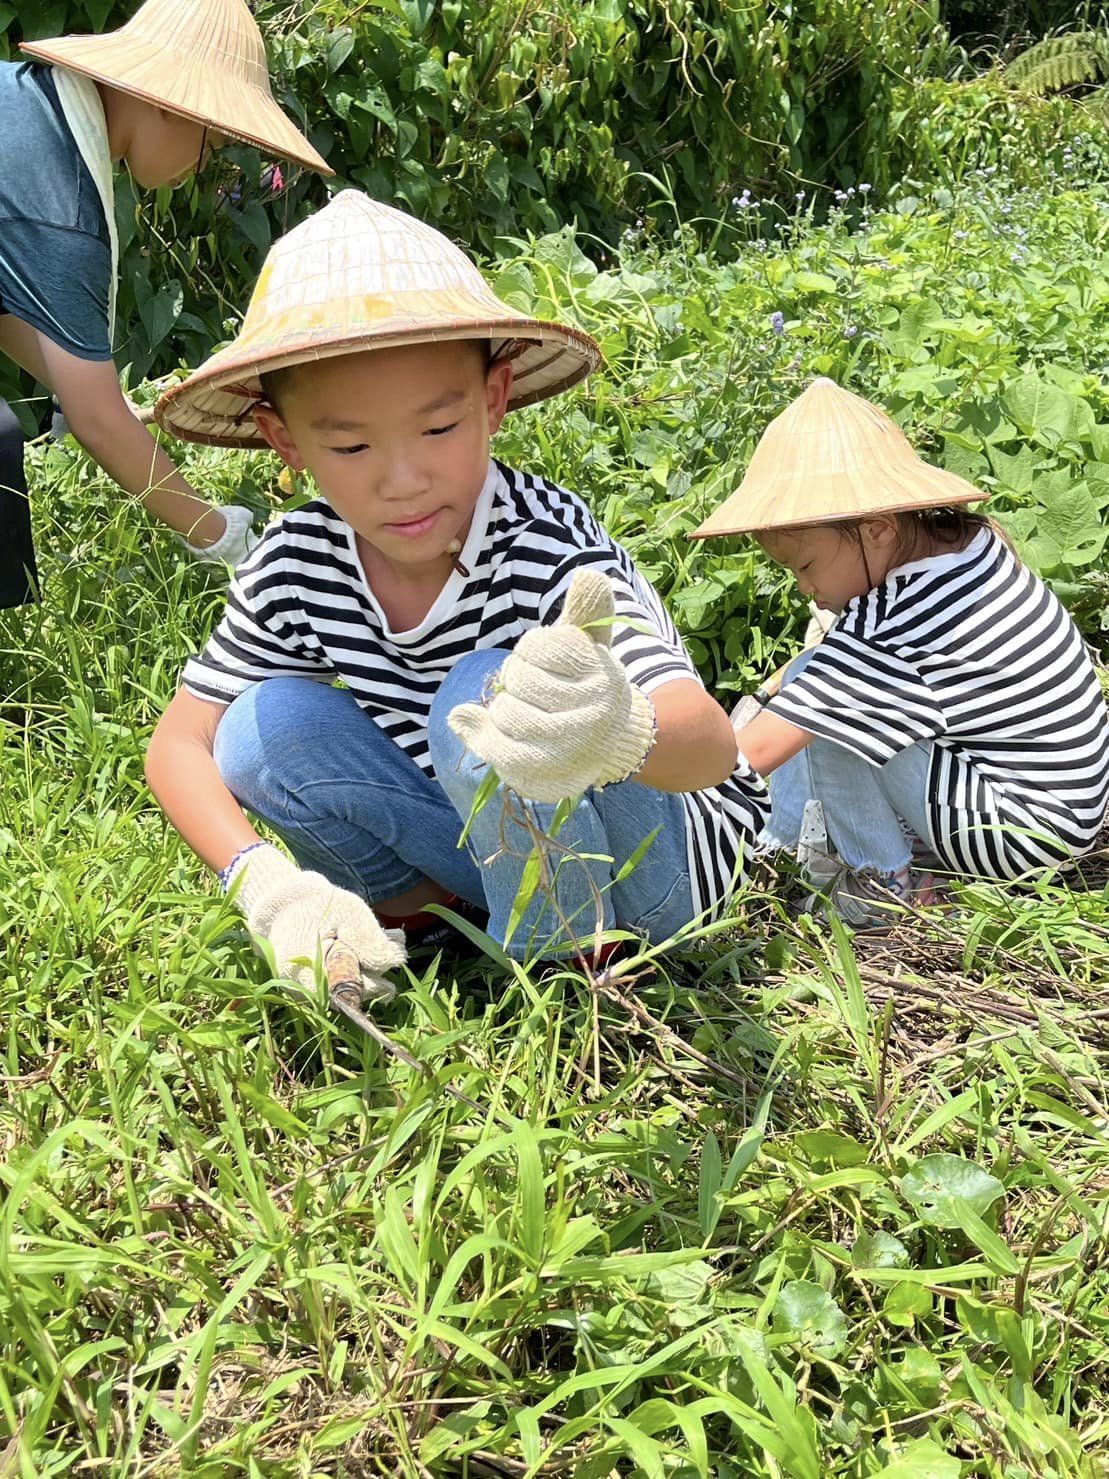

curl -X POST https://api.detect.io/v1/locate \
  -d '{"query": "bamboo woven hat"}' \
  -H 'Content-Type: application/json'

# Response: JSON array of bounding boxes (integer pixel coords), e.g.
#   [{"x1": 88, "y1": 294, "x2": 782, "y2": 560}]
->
[
  {"x1": 692, "y1": 377, "x2": 987, "y2": 539},
  {"x1": 156, "y1": 190, "x2": 603, "y2": 447},
  {"x1": 21, "y1": 0, "x2": 331, "y2": 175}
]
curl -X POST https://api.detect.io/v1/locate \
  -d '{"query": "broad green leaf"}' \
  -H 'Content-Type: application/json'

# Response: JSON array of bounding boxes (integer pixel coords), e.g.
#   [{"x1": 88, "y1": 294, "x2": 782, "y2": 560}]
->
[
  {"x1": 773, "y1": 1280, "x2": 847, "y2": 1358},
  {"x1": 852, "y1": 1230, "x2": 910, "y2": 1269},
  {"x1": 882, "y1": 1280, "x2": 932, "y2": 1328},
  {"x1": 987, "y1": 442, "x2": 1036, "y2": 494},
  {"x1": 872, "y1": 1436, "x2": 961, "y2": 1478},
  {"x1": 135, "y1": 278, "x2": 184, "y2": 353},
  {"x1": 1002, "y1": 373, "x2": 1078, "y2": 447},
  {"x1": 792, "y1": 270, "x2": 838, "y2": 294},
  {"x1": 1037, "y1": 481, "x2": 1107, "y2": 567},
  {"x1": 794, "y1": 1131, "x2": 870, "y2": 1167},
  {"x1": 900, "y1": 1154, "x2": 1005, "y2": 1229}
]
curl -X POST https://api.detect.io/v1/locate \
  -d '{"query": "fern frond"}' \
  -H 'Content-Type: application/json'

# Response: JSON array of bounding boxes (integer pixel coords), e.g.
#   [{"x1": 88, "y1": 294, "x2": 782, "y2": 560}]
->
[
  {"x1": 1004, "y1": 32, "x2": 1108, "y2": 94},
  {"x1": 1081, "y1": 78, "x2": 1109, "y2": 119}
]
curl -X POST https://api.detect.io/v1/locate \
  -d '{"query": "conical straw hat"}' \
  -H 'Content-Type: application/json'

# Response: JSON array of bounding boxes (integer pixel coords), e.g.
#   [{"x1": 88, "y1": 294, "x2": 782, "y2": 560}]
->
[
  {"x1": 692, "y1": 378, "x2": 987, "y2": 539},
  {"x1": 156, "y1": 191, "x2": 603, "y2": 447},
  {"x1": 21, "y1": 0, "x2": 331, "y2": 175}
]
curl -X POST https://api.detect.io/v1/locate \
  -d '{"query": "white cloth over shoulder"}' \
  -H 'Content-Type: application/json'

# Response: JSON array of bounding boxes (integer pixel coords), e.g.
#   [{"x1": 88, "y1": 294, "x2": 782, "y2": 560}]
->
[{"x1": 52, "y1": 69, "x2": 118, "y2": 342}]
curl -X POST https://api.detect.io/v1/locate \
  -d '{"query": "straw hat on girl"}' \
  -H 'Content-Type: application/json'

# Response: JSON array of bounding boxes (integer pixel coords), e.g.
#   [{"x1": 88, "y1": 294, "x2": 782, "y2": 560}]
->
[
  {"x1": 156, "y1": 190, "x2": 602, "y2": 447},
  {"x1": 20, "y1": 0, "x2": 330, "y2": 174},
  {"x1": 692, "y1": 377, "x2": 987, "y2": 539}
]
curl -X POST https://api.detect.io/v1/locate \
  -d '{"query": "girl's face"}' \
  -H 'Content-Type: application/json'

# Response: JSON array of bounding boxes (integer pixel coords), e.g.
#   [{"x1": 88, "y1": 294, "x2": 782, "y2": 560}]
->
[{"x1": 758, "y1": 519, "x2": 900, "y2": 613}]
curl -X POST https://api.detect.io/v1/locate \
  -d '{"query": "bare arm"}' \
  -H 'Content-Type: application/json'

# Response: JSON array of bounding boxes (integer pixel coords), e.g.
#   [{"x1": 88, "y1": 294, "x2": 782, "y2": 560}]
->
[
  {"x1": 635, "y1": 678, "x2": 740, "y2": 792},
  {"x1": 734, "y1": 707, "x2": 812, "y2": 777},
  {"x1": 145, "y1": 688, "x2": 260, "y2": 873},
  {"x1": 1, "y1": 320, "x2": 224, "y2": 546}
]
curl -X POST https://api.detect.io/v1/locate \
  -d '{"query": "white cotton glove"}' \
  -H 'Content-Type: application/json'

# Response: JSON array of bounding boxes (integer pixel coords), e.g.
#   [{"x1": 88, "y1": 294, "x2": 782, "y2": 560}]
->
[
  {"x1": 803, "y1": 600, "x2": 837, "y2": 647},
  {"x1": 184, "y1": 504, "x2": 260, "y2": 568},
  {"x1": 448, "y1": 568, "x2": 657, "y2": 803},
  {"x1": 227, "y1": 843, "x2": 406, "y2": 1003}
]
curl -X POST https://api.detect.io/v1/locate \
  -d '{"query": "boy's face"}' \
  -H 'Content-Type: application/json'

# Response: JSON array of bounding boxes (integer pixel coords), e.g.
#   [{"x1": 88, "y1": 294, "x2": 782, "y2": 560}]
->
[
  {"x1": 254, "y1": 341, "x2": 513, "y2": 573},
  {"x1": 758, "y1": 518, "x2": 898, "y2": 613}
]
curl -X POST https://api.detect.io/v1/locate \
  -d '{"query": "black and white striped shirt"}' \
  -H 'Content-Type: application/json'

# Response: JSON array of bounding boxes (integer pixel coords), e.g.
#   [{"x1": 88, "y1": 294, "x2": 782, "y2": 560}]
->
[
  {"x1": 185, "y1": 459, "x2": 769, "y2": 915},
  {"x1": 769, "y1": 528, "x2": 1109, "y2": 878}
]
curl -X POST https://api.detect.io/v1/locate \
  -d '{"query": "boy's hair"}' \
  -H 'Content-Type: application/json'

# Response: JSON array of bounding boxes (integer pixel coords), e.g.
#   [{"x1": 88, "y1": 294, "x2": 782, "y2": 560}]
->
[{"x1": 258, "y1": 338, "x2": 495, "y2": 417}]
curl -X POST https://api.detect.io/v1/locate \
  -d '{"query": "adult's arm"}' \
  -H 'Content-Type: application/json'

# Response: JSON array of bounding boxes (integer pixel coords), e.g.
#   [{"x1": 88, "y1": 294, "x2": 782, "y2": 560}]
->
[{"x1": 0, "y1": 317, "x2": 224, "y2": 546}]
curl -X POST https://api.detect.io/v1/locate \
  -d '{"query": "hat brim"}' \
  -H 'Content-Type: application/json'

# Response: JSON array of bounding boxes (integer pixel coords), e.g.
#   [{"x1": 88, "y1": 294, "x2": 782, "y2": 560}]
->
[
  {"x1": 690, "y1": 462, "x2": 987, "y2": 539},
  {"x1": 20, "y1": 35, "x2": 332, "y2": 174},
  {"x1": 155, "y1": 319, "x2": 601, "y2": 447}
]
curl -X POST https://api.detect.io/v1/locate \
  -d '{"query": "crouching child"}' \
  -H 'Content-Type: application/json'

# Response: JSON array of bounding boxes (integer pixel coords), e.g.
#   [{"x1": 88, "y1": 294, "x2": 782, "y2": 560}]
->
[
  {"x1": 693, "y1": 378, "x2": 1109, "y2": 924},
  {"x1": 145, "y1": 191, "x2": 769, "y2": 999}
]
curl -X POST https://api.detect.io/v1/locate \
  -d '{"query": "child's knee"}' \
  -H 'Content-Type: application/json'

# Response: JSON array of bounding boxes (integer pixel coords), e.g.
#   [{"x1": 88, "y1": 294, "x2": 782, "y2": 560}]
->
[
  {"x1": 213, "y1": 677, "x2": 327, "y2": 804},
  {"x1": 428, "y1": 647, "x2": 509, "y2": 793}
]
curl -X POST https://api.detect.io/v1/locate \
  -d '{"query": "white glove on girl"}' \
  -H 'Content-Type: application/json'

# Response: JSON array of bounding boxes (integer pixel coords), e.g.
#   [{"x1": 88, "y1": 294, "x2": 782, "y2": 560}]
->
[
  {"x1": 448, "y1": 568, "x2": 656, "y2": 803},
  {"x1": 227, "y1": 843, "x2": 406, "y2": 1001}
]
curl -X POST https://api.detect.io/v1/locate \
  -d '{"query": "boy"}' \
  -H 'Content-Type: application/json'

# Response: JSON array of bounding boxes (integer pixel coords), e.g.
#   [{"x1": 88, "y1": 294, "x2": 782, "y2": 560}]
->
[
  {"x1": 146, "y1": 191, "x2": 768, "y2": 998},
  {"x1": 0, "y1": 0, "x2": 331, "y2": 605}
]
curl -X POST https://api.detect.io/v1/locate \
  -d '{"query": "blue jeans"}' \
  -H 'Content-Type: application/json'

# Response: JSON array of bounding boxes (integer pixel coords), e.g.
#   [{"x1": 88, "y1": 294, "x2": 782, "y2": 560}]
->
[
  {"x1": 761, "y1": 650, "x2": 935, "y2": 877},
  {"x1": 213, "y1": 649, "x2": 695, "y2": 961}
]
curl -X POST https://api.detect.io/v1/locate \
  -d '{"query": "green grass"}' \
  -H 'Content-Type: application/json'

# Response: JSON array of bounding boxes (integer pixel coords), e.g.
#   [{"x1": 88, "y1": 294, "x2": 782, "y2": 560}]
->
[{"x1": 2, "y1": 180, "x2": 1108, "y2": 1475}]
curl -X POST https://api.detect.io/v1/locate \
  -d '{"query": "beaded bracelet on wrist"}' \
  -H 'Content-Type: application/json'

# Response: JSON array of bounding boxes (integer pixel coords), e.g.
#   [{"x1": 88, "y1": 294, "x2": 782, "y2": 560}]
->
[{"x1": 218, "y1": 840, "x2": 268, "y2": 891}]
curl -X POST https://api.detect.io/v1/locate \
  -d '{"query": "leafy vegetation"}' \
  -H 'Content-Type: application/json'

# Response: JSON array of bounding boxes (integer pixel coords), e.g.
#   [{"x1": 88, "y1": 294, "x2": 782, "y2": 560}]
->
[
  {"x1": 1004, "y1": 27, "x2": 1109, "y2": 94},
  {"x1": 9, "y1": 0, "x2": 1107, "y2": 404},
  {"x1": 2, "y1": 167, "x2": 1108, "y2": 1473}
]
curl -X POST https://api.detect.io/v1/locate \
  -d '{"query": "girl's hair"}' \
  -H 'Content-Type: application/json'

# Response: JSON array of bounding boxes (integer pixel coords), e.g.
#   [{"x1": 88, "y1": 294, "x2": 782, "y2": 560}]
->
[{"x1": 829, "y1": 507, "x2": 1008, "y2": 565}]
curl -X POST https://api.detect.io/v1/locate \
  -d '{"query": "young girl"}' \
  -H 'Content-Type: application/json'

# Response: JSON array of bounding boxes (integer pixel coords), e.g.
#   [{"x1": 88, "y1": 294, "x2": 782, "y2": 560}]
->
[
  {"x1": 0, "y1": 0, "x2": 331, "y2": 604},
  {"x1": 694, "y1": 378, "x2": 1109, "y2": 919}
]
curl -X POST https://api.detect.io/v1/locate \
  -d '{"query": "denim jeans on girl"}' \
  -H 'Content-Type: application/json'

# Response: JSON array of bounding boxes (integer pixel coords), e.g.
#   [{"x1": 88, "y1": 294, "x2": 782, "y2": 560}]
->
[
  {"x1": 760, "y1": 648, "x2": 936, "y2": 877},
  {"x1": 213, "y1": 647, "x2": 694, "y2": 961}
]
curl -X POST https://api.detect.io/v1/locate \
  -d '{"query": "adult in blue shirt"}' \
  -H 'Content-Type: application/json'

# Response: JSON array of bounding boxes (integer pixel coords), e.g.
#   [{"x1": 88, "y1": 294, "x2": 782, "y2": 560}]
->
[{"x1": 0, "y1": 0, "x2": 331, "y2": 605}]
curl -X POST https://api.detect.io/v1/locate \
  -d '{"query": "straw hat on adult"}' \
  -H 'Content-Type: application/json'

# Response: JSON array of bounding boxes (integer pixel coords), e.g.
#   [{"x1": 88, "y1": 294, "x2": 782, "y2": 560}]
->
[
  {"x1": 20, "y1": 0, "x2": 331, "y2": 175},
  {"x1": 156, "y1": 190, "x2": 602, "y2": 447},
  {"x1": 692, "y1": 377, "x2": 987, "y2": 539}
]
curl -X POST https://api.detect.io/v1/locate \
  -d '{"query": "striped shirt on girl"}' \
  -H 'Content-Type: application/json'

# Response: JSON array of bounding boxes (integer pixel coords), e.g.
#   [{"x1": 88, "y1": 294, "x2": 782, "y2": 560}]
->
[
  {"x1": 768, "y1": 527, "x2": 1109, "y2": 878},
  {"x1": 185, "y1": 458, "x2": 770, "y2": 916}
]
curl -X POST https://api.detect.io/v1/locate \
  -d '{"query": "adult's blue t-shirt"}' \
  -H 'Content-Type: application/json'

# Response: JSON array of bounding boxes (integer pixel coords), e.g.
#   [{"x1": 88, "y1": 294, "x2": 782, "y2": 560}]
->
[{"x1": 0, "y1": 61, "x2": 113, "y2": 362}]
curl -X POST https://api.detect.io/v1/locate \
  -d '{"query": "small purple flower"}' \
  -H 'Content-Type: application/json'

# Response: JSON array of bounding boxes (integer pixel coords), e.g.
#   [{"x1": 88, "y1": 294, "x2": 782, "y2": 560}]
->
[
  {"x1": 770, "y1": 311, "x2": 786, "y2": 336},
  {"x1": 843, "y1": 325, "x2": 859, "y2": 339},
  {"x1": 858, "y1": 182, "x2": 872, "y2": 194}
]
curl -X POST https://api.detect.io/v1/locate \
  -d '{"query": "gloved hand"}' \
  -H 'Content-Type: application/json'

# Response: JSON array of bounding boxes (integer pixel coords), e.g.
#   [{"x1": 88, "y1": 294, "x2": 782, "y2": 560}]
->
[
  {"x1": 227, "y1": 843, "x2": 406, "y2": 1003},
  {"x1": 449, "y1": 568, "x2": 656, "y2": 803},
  {"x1": 803, "y1": 600, "x2": 837, "y2": 646},
  {"x1": 184, "y1": 504, "x2": 260, "y2": 568}
]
